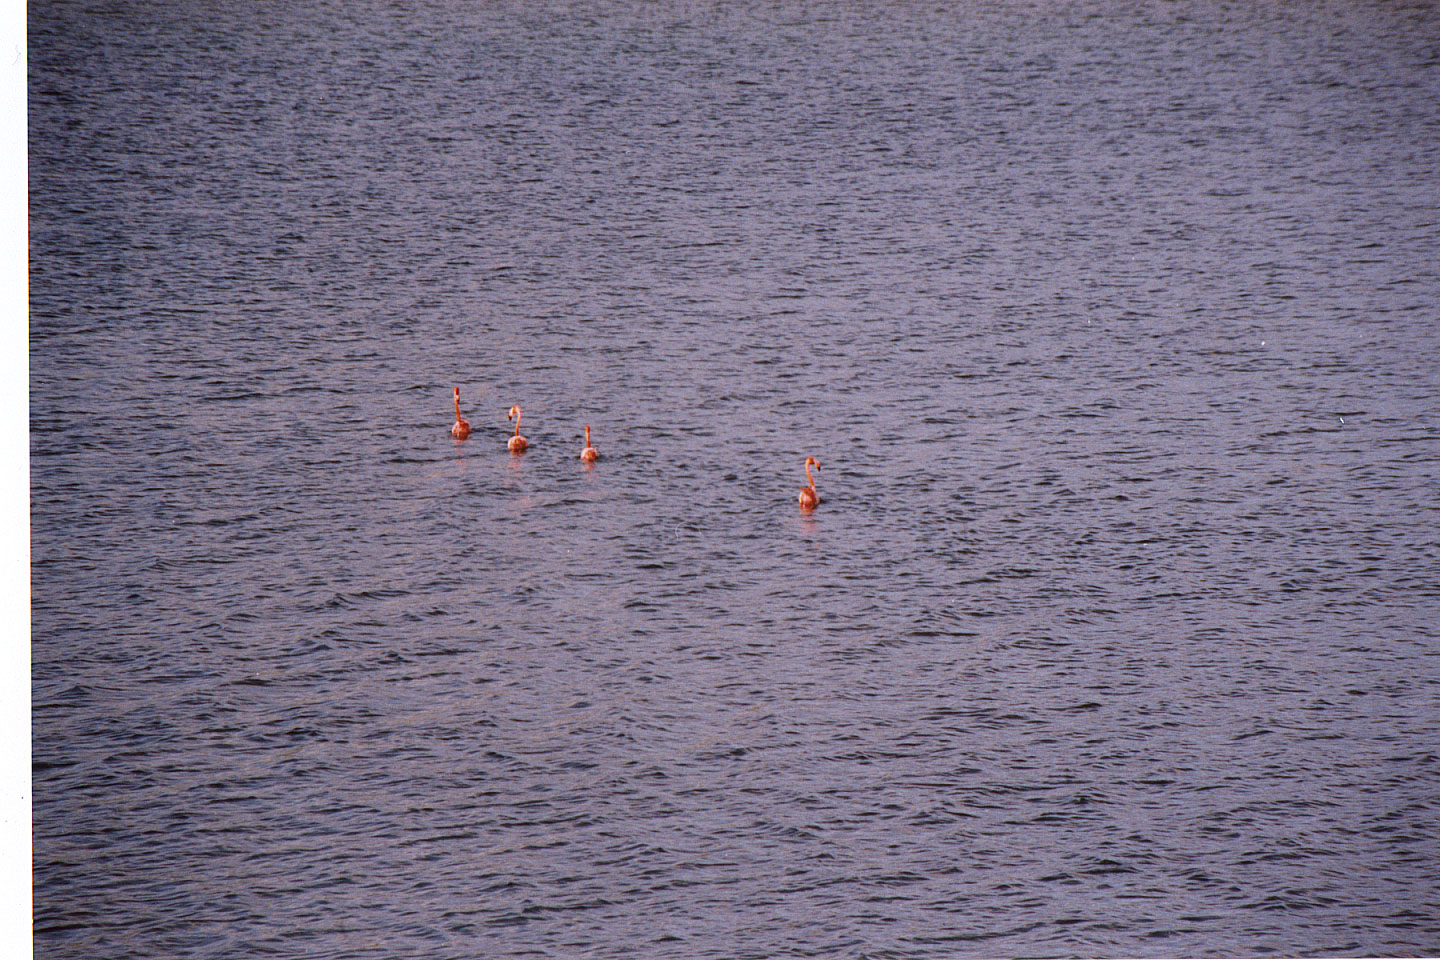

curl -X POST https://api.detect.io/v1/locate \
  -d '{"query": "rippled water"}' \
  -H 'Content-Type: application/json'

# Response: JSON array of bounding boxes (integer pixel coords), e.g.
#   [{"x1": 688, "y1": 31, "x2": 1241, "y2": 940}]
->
[{"x1": 30, "y1": 0, "x2": 1440, "y2": 956}]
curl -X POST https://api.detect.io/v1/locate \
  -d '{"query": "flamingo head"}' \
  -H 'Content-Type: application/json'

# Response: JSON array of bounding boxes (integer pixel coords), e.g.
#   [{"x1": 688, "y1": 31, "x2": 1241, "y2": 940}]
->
[
  {"x1": 509, "y1": 405, "x2": 521, "y2": 421},
  {"x1": 805, "y1": 456, "x2": 819, "y2": 470}
]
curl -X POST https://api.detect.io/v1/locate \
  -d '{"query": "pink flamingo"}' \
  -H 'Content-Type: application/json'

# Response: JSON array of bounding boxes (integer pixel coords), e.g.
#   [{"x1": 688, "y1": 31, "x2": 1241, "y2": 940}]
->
[
  {"x1": 798, "y1": 456, "x2": 820, "y2": 510},
  {"x1": 451, "y1": 387, "x2": 471, "y2": 440},
  {"x1": 507, "y1": 405, "x2": 529, "y2": 453}
]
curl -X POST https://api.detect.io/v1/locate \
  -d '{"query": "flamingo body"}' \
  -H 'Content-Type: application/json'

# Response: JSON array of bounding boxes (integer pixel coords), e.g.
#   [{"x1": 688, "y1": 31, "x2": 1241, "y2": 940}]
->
[
  {"x1": 451, "y1": 386, "x2": 471, "y2": 440},
  {"x1": 799, "y1": 456, "x2": 820, "y2": 510}
]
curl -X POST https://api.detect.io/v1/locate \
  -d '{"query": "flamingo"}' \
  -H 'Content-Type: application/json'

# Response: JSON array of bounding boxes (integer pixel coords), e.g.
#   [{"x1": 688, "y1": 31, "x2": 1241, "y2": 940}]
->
[
  {"x1": 799, "y1": 456, "x2": 820, "y2": 510},
  {"x1": 507, "y1": 405, "x2": 529, "y2": 453},
  {"x1": 451, "y1": 386, "x2": 471, "y2": 440},
  {"x1": 580, "y1": 424, "x2": 599, "y2": 463}
]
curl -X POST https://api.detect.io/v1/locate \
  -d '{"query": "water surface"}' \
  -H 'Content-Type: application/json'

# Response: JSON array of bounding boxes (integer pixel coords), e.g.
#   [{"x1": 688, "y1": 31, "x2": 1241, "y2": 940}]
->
[{"x1": 30, "y1": 0, "x2": 1440, "y2": 956}]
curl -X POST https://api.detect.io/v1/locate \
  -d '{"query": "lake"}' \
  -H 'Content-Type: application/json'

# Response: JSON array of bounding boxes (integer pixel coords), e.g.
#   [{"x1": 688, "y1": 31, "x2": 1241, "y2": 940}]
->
[{"x1": 29, "y1": 0, "x2": 1440, "y2": 956}]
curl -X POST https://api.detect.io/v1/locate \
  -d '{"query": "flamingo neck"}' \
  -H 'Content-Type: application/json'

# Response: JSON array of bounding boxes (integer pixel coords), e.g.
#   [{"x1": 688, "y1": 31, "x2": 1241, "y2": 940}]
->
[{"x1": 805, "y1": 463, "x2": 816, "y2": 488}]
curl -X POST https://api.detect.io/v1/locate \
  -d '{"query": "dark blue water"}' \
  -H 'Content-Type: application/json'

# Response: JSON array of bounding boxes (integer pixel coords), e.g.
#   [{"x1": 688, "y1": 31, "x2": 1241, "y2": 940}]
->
[{"x1": 30, "y1": 0, "x2": 1440, "y2": 956}]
